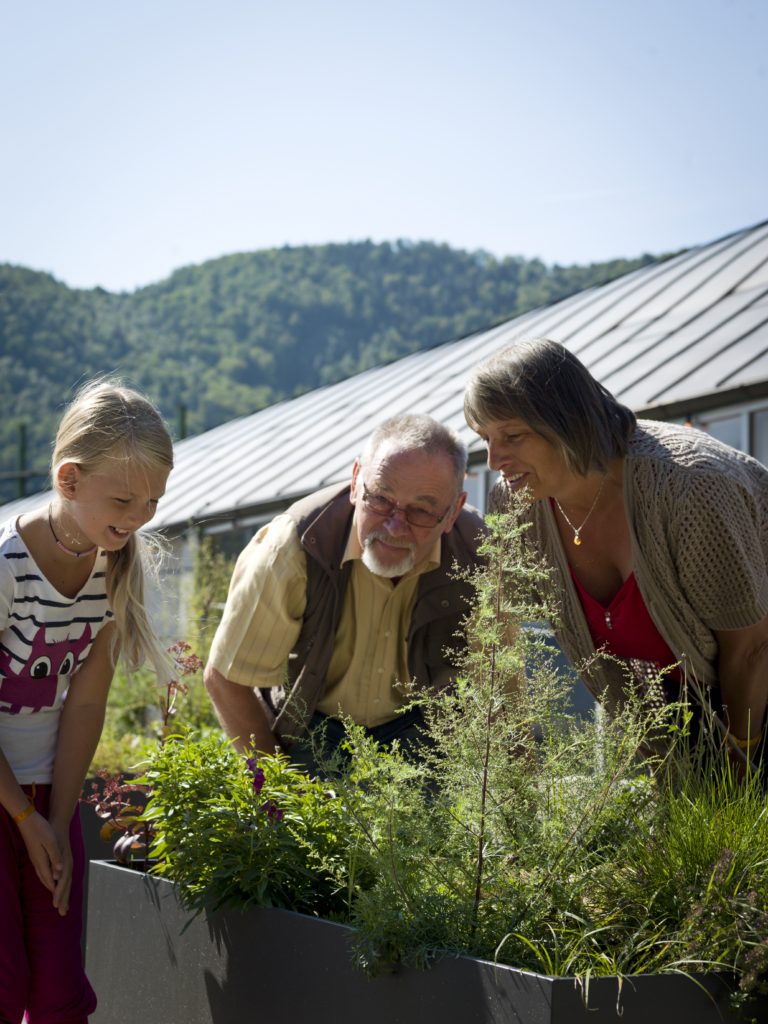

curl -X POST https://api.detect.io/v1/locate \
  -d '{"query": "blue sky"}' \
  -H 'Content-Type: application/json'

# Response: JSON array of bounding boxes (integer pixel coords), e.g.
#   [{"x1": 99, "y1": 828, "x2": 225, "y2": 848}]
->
[{"x1": 1, "y1": 0, "x2": 765, "y2": 292}]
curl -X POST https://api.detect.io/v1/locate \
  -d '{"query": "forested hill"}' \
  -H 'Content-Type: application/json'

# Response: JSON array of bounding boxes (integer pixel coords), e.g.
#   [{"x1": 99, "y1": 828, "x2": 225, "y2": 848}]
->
[{"x1": 0, "y1": 239, "x2": 658, "y2": 503}]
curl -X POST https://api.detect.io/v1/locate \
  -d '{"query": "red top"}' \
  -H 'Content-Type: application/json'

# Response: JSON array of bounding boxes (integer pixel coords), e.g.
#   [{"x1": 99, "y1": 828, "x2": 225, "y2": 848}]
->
[{"x1": 569, "y1": 568, "x2": 680, "y2": 676}]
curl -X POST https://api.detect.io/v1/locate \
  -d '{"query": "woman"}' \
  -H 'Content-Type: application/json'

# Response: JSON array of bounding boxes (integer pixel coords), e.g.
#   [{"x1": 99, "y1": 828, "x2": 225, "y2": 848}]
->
[{"x1": 464, "y1": 337, "x2": 768, "y2": 764}]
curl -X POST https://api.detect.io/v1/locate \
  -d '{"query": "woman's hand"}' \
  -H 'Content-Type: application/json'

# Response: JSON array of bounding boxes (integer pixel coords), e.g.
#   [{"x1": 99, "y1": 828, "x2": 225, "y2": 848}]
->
[{"x1": 716, "y1": 614, "x2": 768, "y2": 741}]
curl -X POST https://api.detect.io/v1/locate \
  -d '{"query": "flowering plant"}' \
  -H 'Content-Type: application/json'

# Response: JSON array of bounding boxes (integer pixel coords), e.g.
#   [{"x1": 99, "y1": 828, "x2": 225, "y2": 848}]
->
[
  {"x1": 146, "y1": 735, "x2": 353, "y2": 917},
  {"x1": 83, "y1": 642, "x2": 203, "y2": 867},
  {"x1": 137, "y1": 513, "x2": 768, "y2": 1012}
]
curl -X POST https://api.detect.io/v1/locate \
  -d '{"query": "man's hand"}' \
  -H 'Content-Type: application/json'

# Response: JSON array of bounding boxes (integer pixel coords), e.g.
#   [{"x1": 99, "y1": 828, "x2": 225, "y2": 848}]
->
[{"x1": 204, "y1": 665, "x2": 281, "y2": 755}]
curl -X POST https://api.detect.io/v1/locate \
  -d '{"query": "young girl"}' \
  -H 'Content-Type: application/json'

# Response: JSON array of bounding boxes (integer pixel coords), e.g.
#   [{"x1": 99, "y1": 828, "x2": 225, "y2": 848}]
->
[{"x1": 0, "y1": 381, "x2": 174, "y2": 1024}]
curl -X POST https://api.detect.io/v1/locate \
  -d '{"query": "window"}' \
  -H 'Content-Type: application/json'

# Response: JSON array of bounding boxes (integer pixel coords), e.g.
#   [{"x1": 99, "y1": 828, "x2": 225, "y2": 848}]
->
[
  {"x1": 463, "y1": 468, "x2": 487, "y2": 510},
  {"x1": 694, "y1": 406, "x2": 768, "y2": 463},
  {"x1": 753, "y1": 409, "x2": 768, "y2": 466},
  {"x1": 699, "y1": 414, "x2": 744, "y2": 451}
]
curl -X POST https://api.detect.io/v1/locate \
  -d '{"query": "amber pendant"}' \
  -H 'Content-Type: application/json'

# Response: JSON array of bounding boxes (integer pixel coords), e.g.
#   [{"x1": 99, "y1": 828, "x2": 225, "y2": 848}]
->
[{"x1": 573, "y1": 534, "x2": 582, "y2": 546}]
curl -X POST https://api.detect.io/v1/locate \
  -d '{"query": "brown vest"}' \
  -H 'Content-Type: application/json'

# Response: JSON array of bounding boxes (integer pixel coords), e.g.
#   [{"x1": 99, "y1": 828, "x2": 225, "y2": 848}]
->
[{"x1": 264, "y1": 483, "x2": 486, "y2": 746}]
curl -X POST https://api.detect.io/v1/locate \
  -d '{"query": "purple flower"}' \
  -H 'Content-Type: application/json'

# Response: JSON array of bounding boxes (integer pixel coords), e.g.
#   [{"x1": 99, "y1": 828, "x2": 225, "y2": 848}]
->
[
  {"x1": 261, "y1": 799, "x2": 283, "y2": 822},
  {"x1": 245, "y1": 757, "x2": 266, "y2": 794}
]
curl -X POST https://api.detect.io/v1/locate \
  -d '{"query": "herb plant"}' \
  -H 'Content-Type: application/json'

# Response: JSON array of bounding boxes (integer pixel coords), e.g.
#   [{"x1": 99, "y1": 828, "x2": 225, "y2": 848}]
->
[{"x1": 138, "y1": 507, "x2": 767, "y2": 1009}]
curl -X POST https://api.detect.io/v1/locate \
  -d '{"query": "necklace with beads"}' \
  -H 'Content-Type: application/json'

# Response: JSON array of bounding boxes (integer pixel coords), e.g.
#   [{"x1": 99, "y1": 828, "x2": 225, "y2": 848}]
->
[
  {"x1": 48, "y1": 506, "x2": 98, "y2": 559},
  {"x1": 554, "y1": 476, "x2": 606, "y2": 546}
]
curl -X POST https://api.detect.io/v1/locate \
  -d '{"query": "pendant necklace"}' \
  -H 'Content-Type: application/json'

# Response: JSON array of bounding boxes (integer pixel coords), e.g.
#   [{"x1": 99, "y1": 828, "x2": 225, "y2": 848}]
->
[
  {"x1": 48, "y1": 506, "x2": 97, "y2": 559},
  {"x1": 554, "y1": 476, "x2": 606, "y2": 547}
]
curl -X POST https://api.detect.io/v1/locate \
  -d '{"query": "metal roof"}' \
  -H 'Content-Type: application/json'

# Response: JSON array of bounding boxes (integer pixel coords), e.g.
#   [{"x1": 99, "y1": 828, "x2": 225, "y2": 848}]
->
[{"x1": 4, "y1": 220, "x2": 768, "y2": 534}]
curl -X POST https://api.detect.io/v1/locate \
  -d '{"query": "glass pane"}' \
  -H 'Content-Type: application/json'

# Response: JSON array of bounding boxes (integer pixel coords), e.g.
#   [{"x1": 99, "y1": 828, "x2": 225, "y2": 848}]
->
[
  {"x1": 485, "y1": 469, "x2": 500, "y2": 512},
  {"x1": 700, "y1": 414, "x2": 744, "y2": 452},
  {"x1": 463, "y1": 468, "x2": 487, "y2": 512},
  {"x1": 753, "y1": 409, "x2": 768, "y2": 467}
]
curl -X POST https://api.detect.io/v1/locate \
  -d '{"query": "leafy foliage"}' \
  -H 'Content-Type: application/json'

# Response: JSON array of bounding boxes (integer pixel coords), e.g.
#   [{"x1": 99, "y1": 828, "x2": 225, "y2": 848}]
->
[
  {"x1": 147, "y1": 736, "x2": 353, "y2": 919},
  {"x1": 0, "y1": 242, "x2": 657, "y2": 502},
  {"x1": 90, "y1": 647, "x2": 216, "y2": 773},
  {"x1": 84, "y1": 641, "x2": 204, "y2": 865},
  {"x1": 185, "y1": 536, "x2": 236, "y2": 663},
  {"x1": 90, "y1": 539, "x2": 227, "y2": 773},
  {"x1": 134, "y1": 502, "x2": 767, "y2": 1008}
]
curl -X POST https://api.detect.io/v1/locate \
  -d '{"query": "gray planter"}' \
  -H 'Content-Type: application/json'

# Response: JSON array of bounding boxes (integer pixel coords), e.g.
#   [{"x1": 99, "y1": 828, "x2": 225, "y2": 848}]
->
[
  {"x1": 79, "y1": 796, "x2": 114, "y2": 863},
  {"x1": 86, "y1": 860, "x2": 762, "y2": 1024}
]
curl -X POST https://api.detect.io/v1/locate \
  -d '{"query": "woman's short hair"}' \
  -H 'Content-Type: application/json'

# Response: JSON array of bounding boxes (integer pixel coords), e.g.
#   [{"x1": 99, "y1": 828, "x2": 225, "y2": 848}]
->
[{"x1": 464, "y1": 338, "x2": 636, "y2": 475}]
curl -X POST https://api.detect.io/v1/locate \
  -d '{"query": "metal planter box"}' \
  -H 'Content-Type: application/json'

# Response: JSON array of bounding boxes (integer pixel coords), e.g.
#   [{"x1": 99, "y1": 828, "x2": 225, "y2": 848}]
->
[{"x1": 85, "y1": 860, "x2": 762, "y2": 1024}]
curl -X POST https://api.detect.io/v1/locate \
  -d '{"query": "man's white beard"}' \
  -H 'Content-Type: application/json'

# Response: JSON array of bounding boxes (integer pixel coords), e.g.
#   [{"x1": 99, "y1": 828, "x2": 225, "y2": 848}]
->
[{"x1": 362, "y1": 530, "x2": 416, "y2": 578}]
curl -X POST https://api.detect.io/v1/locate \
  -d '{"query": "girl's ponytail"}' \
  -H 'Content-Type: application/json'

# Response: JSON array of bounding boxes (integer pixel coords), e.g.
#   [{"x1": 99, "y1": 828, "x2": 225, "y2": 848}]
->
[{"x1": 106, "y1": 531, "x2": 172, "y2": 681}]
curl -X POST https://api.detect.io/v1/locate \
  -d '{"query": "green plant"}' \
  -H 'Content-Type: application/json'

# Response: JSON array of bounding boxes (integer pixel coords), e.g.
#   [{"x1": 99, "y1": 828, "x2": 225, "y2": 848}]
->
[
  {"x1": 334, "y1": 511, "x2": 677, "y2": 974},
  {"x1": 139, "y1": 506, "x2": 767, "y2": 1010},
  {"x1": 146, "y1": 732, "x2": 353, "y2": 919},
  {"x1": 603, "y1": 760, "x2": 768, "y2": 1002},
  {"x1": 85, "y1": 642, "x2": 204, "y2": 865},
  {"x1": 185, "y1": 536, "x2": 236, "y2": 663},
  {"x1": 91, "y1": 535, "x2": 230, "y2": 773}
]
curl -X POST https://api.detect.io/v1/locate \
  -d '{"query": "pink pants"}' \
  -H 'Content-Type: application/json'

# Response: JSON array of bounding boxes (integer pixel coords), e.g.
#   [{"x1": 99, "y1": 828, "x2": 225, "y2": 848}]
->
[{"x1": 0, "y1": 785, "x2": 96, "y2": 1024}]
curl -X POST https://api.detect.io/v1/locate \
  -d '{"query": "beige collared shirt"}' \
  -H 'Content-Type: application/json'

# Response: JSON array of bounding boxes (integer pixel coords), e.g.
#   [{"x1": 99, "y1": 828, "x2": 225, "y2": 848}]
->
[{"x1": 208, "y1": 512, "x2": 441, "y2": 727}]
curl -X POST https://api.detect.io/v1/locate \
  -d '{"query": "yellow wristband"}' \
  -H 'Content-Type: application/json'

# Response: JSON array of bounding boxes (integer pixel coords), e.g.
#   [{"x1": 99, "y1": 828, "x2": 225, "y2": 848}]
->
[
  {"x1": 729, "y1": 731, "x2": 762, "y2": 750},
  {"x1": 12, "y1": 801, "x2": 35, "y2": 825}
]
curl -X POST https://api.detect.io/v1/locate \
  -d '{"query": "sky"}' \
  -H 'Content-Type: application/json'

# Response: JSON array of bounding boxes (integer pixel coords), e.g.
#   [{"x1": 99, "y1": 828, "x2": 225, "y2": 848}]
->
[{"x1": 1, "y1": 0, "x2": 766, "y2": 293}]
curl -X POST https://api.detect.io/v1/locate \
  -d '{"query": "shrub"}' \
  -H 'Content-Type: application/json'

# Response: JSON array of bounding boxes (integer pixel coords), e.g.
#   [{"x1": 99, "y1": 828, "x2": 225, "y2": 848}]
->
[{"x1": 139, "y1": 507, "x2": 768, "y2": 1008}]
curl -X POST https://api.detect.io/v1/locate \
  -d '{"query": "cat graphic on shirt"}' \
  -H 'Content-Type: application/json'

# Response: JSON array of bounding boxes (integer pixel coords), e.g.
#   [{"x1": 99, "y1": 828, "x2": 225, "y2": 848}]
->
[{"x1": 0, "y1": 624, "x2": 92, "y2": 714}]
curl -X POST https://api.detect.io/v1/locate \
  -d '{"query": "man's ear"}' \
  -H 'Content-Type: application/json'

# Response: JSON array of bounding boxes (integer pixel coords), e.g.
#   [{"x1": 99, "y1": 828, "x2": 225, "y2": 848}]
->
[
  {"x1": 350, "y1": 459, "x2": 362, "y2": 504},
  {"x1": 55, "y1": 462, "x2": 81, "y2": 499},
  {"x1": 443, "y1": 491, "x2": 467, "y2": 533}
]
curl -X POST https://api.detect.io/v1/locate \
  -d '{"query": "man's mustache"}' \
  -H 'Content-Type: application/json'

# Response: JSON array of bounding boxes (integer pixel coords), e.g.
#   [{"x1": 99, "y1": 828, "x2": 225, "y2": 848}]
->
[{"x1": 364, "y1": 530, "x2": 416, "y2": 552}]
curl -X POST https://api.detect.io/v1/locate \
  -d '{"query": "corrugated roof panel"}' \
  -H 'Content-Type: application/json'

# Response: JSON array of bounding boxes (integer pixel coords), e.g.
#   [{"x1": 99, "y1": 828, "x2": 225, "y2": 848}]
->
[
  {"x1": 595, "y1": 288, "x2": 768, "y2": 397},
  {"x1": 665, "y1": 234, "x2": 768, "y2": 321},
  {"x1": 736, "y1": 259, "x2": 768, "y2": 293},
  {"x1": 556, "y1": 258, "x2": 693, "y2": 353},
  {"x1": 541, "y1": 264, "x2": 666, "y2": 339},
  {"x1": 2, "y1": 221, "x2": 767, "y2": 532},
  {"x1": 589, "y1": 326, "x2": 671, "y2": 397},
  {"x1": 720, "y1": 348, "x2": 768, "y2": 388},
  {"x1": 622, "y1": 302, "x2": 768, "y2": 407},
  {"x1": 564, "y1": 231, "x2": 756, "y2": 353}
]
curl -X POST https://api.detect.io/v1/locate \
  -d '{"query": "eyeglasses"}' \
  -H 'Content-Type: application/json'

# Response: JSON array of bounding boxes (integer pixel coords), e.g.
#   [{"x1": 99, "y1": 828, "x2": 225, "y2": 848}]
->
[{"x1": 361, "y1": 483, "x2": 452, "y2": 528}]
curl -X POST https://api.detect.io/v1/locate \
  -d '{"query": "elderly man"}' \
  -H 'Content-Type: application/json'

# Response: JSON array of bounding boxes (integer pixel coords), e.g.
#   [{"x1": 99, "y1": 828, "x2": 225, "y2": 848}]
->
[{"x1": 204, "y1": 414, "x2": 485, "y2": 771}]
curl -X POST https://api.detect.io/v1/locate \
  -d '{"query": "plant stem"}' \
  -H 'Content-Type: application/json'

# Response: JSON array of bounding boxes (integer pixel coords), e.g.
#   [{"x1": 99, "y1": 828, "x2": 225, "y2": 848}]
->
[{"x1": 470, "y1": 546, "x2": 505, "y2": 939}]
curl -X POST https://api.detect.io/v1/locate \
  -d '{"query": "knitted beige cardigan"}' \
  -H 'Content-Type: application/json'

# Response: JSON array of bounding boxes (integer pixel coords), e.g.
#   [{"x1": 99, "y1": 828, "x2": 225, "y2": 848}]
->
[{"x1": 491, "y1": 420, "x2": 768, "y2": 712}]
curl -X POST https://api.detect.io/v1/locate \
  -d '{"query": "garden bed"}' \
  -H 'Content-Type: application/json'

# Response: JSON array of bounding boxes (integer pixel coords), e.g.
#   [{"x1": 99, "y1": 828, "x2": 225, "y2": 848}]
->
[{"x1": 85, "y1": 861, "x2": 762, "y2": 1024}]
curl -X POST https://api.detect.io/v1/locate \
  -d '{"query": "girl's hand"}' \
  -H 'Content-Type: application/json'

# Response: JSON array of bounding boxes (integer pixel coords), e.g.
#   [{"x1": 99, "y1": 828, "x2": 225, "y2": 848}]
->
[
  {"x1": 17, "y1": 812, "x2": 69, "y2": 912},
  {"x1": 49, "y1": 825, "x2": 74, "y2": 917}
]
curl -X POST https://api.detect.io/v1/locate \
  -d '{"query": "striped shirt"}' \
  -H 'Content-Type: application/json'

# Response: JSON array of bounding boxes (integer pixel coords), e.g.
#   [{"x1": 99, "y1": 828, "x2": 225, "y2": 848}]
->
[{"x1": 0, "y1": 518, "x2": 113, "y2": 783}]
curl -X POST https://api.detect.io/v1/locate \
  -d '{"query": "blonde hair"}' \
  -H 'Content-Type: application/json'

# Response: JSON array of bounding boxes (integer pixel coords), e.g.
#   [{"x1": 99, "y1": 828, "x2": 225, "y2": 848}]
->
[{"x1": 52, "y1": 380, "x2": 174, "y2": 680}]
